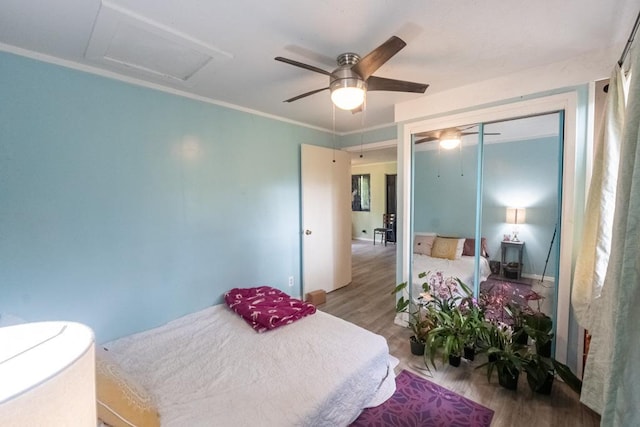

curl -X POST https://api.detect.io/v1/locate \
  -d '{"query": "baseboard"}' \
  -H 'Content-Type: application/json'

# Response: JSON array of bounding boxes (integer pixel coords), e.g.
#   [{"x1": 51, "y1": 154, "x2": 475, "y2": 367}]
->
[
  {"x1": 522, "y1": 273, "x2": 555, "y2": 283},
  {"x1": 353, "y1": 237, "x2": 373, "y2": 242}
]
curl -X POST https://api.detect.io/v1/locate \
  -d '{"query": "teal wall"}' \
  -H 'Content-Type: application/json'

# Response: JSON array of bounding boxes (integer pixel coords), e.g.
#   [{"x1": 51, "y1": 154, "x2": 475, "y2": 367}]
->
[
  {"x1": 413, "y1": 135, "x2": 560, "y2": 277},
  {"x1": 413, "y1": 146, "x2": 479, "y2": 237},
  {"x1": 482, "y1": 136, "x2": 560, "y2": 277},
  {"x1": 0, "y1": 52, "x2": 334, "y2": 343}
]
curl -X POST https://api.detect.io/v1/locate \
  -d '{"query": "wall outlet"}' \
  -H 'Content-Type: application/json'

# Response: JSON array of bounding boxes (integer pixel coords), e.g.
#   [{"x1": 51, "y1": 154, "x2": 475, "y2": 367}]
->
[{"x1": 288, "y1": 276, "x2": 294, "y2": 287}]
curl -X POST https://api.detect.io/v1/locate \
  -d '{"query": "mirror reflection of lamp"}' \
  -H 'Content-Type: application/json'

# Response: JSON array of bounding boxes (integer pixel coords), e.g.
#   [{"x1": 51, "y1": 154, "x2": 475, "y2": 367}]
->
[{"x1": 506, "y1": 207, "x2": 526, "y2": 241}]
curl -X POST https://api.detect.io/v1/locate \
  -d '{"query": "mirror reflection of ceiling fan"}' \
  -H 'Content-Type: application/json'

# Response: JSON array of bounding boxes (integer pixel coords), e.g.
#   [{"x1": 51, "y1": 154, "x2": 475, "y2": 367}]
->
[
  {"x1": 275, "y1": 36, "x2": 429, "y2": 112},
  {"x1": 414, "y1": 125, "x2": 501, "y2": 149}
]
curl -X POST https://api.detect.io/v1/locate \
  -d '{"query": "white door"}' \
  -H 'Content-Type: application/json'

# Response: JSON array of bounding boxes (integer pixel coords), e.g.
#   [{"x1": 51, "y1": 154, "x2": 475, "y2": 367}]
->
[{"x1": 301, "y1": 144, "x2": 351, "y2": 296}]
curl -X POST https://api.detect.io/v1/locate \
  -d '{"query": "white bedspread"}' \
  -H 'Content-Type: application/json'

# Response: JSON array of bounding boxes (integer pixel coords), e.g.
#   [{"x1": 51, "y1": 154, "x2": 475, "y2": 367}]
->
[
  {"x1": 412, "y1": 254, "x2": 490, "y2": 294},
  {"x1": 104, "y1": 304, "x2": 396, "y2": 427}
]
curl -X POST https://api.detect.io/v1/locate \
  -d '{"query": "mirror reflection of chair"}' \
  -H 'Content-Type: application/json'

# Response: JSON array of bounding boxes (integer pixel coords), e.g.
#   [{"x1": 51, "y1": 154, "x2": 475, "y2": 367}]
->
[{"x1": 373, "y1": 213, "x2": 396, "y2": 246}]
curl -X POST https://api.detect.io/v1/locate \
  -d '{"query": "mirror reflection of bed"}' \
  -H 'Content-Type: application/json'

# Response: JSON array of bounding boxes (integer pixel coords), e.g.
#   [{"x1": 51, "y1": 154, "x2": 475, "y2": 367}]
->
[
  {"x1": 412, "y1": 233, "x2": 491, "y2": 293},
  {"x1": 412, "y1": 113, "x2": 561, "y2": 327}
]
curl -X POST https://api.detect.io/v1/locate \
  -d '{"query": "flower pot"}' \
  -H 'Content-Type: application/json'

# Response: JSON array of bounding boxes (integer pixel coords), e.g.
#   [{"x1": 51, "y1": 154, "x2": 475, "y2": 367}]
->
[
  {"x1": 463, "y1": 346, "x2": 476, "y2": 361},
  {"x1": 536, "y1": 340, "x2": 552, "y2": 358},
  {"x1": 514, "y1": 327, "x2": 528, "y2": 345},
  {"x1": 498, "y1": 369, "x2": 519, "y2": 390},
  {"x1": 448, "y1": 354, "x2": 462, "y2": 367},
  {"x1": 410, "y1": 336, "x2": 426, "y2": 356},
  {"x1": 536, "y1": 372, "x2": 554, "y2": 395}
]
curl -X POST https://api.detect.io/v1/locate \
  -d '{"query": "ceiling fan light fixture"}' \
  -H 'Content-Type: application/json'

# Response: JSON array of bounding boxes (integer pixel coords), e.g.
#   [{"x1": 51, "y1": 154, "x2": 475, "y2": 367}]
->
[
  {"x1": 330, "y1": 78, "x2": 366, "y2": 110},
  {"x1": 439, "y1": 130, "x2": 462, "y2": 150},
  {"x1": 439, "y1": 138, "x2": 461, "y2": 150}
]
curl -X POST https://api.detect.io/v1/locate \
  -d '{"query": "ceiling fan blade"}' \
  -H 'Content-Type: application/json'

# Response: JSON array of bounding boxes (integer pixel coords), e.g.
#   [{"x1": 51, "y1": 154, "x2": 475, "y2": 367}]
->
[
  {"x1": 366, "y1": 76, "x2": 429, "y2": 93},
  {"x1": 275, "y1": 57, "x2": 332, "y2": 76},
  {"x1": 283, "y1": 87, "x2": 330, "y2": 103},
  {"x1": 414, "y1": 136, "x2": 439, "y2": 144},
  {"x1": 352, "y1": 36, "x2": 407, "y2": 80},
  {"x1": 460, "y1": 131, "x2": 501, "y2": 136}
]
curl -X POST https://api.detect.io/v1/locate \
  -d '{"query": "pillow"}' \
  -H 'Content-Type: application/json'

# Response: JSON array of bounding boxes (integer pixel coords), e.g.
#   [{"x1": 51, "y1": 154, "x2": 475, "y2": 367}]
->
[
  {"x1": 96, "y1": 347, "x2": 160, "y2": 427},
  {"x1": 462, "y1": 238, "x2": 490, "y2": 257},
  {"x1": 413, "y1": 235, "x2": 435, "y2": 255},
  {"x1": 431, "y1": 237, "x2": 465, "y2": 260}
]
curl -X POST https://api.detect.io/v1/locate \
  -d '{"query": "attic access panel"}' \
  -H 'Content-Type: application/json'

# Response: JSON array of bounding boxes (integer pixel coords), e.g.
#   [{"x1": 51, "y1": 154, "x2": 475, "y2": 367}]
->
[{"x1": 85, "y1": 2, "x2": 232, "y2": 83}]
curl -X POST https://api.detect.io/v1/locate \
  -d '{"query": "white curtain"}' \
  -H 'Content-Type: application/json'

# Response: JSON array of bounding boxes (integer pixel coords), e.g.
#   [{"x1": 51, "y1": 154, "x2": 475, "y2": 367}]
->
[
  {"x1": 571, "y1": 64, "x2": 626, "y2": 330},
  {"x1": 580, "y1": 46, "x2": 640, "y2": 426}
]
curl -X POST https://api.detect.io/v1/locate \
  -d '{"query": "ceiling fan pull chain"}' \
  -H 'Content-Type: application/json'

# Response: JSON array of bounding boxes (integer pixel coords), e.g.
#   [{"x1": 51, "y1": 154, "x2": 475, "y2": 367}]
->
[
  {"x1": 459, "y1": 141, "x2": 464, "y2": 176},
  {"x1": 332, "y1": 103, "x2": 336, "y2": 163},
  {"x1": 359, "y1": 98, "x2": 367, "y2": 158}
]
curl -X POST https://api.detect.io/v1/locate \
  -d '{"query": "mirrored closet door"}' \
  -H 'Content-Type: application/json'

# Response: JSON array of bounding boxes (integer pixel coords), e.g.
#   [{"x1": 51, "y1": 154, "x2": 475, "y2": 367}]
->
[
  {"x1": 479, "y1": 113, "x2": 562, "y2": 338},
  {"x1": 410, "y1": 112, "x2": 563, "y2": 347}
]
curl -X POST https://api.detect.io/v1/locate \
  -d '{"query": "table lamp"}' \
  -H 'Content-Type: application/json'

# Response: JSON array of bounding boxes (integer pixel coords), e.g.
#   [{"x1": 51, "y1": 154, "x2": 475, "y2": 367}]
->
[
  {"x1": 506, "y1": 207, "x2": 526, "y2": 242},
  {"x1": 0, "y1": 321, "x2": 96, "y2": 426}
]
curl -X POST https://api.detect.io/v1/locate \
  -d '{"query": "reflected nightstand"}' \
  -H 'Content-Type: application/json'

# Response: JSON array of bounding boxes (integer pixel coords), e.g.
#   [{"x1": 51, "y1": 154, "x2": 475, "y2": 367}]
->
[{"x1": 501, "y1": 241, "x2": 524, "y2": 280}]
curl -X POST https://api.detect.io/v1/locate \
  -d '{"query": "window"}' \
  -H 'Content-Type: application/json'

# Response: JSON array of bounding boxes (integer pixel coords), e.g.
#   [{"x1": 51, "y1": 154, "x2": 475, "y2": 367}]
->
[{"x1": 351, "y1": 174, "x2": 370, "y2": 211}]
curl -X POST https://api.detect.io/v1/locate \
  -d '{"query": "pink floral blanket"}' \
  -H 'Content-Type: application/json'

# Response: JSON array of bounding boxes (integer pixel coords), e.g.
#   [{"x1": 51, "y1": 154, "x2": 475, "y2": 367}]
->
[{"x1": 224, "y1": 286, "x2": 316, "y2": 332}]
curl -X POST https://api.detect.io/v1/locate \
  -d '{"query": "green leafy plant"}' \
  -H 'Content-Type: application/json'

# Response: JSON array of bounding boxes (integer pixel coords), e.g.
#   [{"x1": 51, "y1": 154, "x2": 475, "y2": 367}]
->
[
  {"x1": 419, "y1": 276, "x2": 480, "y2": 368},
  {"x1": 425, "y1": 306, "x2": 469, "y2": 367},
  {"x1": 552, "y1": 359, "x2": 582, "y2": 394},
  {"x1": 392, "y1": 281, "x2": 436, "y2": 344},
  {"x1": 458, "y1": 294, "x2": 485, "y2": 350},
  {"x1": 476, "y1": 323, "x2": 527, "y2": 387},
  {"x1": 523, "y1": 311, "x2": 554, "y2": 355},
  {"x1": 522, "y1": 352, "x2": 554, "y2": 393}
]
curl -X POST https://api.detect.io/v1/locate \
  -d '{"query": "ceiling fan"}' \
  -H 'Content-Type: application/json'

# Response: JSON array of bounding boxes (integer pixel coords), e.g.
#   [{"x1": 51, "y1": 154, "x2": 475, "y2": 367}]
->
[
  {"x1": 414, "y1": 125, "x2": 501, "y2": 149},
  {"x1": 275, "y1": 36, "x2": 429, "y2": 111}
]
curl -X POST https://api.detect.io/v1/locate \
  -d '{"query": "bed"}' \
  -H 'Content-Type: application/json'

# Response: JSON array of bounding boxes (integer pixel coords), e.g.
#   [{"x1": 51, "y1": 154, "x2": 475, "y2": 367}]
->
[
  {"x1": 411, "y1": 234, "x2": 491, "y2": 298},
  {"x1": 99, "y1": 296, "x2": 397, "y2": 427}
]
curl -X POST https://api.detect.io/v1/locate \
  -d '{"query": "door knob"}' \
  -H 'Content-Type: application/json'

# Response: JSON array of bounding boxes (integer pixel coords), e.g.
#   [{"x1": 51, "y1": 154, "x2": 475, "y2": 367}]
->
[{"x1": 305, "y1": 229, "x2": 312, "y2": 235}]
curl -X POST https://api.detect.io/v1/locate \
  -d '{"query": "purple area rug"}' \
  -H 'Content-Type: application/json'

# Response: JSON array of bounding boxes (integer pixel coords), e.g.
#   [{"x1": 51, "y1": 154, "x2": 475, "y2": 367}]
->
[{"x1": 350, "y1": 370, "x2": 494, "y2": 427}]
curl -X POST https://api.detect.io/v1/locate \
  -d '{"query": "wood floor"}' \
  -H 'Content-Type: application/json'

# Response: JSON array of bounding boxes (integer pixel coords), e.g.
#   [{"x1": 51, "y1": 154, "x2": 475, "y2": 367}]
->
[{"x1": 321, "y1": 240, "x2": 600, "y2": 427}]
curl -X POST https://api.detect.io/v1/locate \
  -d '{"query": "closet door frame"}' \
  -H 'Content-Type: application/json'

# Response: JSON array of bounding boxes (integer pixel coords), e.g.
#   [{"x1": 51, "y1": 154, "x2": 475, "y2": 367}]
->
[{"x1": 399, "y1": 92, "x2": 579, "y2": 366}]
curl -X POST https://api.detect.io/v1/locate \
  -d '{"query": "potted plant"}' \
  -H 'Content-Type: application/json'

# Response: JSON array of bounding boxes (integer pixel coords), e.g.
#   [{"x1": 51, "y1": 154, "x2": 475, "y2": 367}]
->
[
  {"x1": 522, "y1": 350, "x2": 584, "y2": 395},
  {"x1": 522, "y1": 352, "x2": 554, "y2": 394},
  {"x1": 521, "y1": 291, "x2": 554, "y2": 357},
  {"x1": 476, "y1": 323, "x2": 527, "y2": 390},
  {"x1": 425, "y1": 306, "x2": 469, "y2": 367},
  {"x1": 392, "y1": 281, "x2": 436, "y2": 356},
  {"x1": 524, "y1": 311, "x2": 554, "y2": 357},
  {"x1": 421, "y1": 276, "x2": 477, "y2": 368},
  {"x1": 504, "y1": 303, "x2": 529, "y2": 345},
  {"x1": 458, "y1": 295, "x2": 485, "y2": 361}
]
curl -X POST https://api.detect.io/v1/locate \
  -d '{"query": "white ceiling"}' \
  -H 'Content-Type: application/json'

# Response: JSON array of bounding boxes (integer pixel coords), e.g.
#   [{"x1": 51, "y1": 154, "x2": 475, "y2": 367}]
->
[{"x1": 0, "y1": 0, "x2": 636, "y2": 133}]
